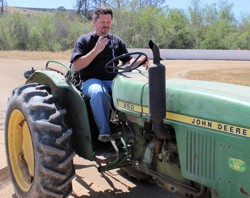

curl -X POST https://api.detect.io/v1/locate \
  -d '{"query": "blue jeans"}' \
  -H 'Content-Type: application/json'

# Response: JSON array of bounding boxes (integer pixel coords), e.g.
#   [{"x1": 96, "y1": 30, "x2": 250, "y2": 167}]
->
[{"x1": 81, "y1": 78, "x2": 112, "y2": 136}]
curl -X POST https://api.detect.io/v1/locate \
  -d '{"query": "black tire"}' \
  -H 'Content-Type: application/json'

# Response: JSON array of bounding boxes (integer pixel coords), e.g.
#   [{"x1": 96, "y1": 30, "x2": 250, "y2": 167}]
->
[{"x1": 5, "y1": 83, "x2": 75, "y2": 198}]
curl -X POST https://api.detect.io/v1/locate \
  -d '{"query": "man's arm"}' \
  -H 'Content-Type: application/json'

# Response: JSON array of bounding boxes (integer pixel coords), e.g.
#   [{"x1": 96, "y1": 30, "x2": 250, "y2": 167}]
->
[
  {"x1": 126, "y1": 55, "x2": 149, "y2": 68},
  {"x1": 73, "y1": 36, "x2": 109, "y2": 71}
]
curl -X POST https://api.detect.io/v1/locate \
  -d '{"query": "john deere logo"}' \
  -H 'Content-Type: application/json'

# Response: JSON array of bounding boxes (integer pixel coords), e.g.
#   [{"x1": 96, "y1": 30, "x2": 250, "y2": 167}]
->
[{"x1": 229, "y1": 158, "x2": 246, "y2": 172}]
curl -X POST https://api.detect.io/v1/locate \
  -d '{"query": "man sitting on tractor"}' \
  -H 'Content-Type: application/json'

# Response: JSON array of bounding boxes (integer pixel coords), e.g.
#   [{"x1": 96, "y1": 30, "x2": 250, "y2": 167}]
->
[{"x1": 70, "y1": 7, "x2": 148, "y2": 143}]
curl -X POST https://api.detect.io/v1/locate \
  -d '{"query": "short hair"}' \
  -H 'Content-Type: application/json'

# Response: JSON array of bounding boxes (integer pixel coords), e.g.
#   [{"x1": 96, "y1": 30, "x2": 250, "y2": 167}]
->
[{"x1": 93, "y1": 7, "x2": 113, "y2": 21}]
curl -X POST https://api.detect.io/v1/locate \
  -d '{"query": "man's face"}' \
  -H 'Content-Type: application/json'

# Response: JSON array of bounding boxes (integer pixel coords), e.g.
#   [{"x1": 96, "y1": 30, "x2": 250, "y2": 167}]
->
[{"x1": 93, "y1": 14, "x2": 112, "y2": 36}]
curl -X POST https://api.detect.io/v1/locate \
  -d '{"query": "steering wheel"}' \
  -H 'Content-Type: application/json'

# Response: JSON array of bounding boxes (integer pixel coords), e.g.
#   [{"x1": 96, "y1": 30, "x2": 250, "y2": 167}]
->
[{"x1": 104, "y1": 52, "x2": 148, "y2": 74}]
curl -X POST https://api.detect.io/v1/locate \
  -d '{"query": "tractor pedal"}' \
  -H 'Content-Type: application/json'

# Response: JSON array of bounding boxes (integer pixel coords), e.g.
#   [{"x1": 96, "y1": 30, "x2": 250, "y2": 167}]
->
[
  {"x1": 95, "y1": 151, "x2": 117, "y2": 164},
  {"x1": 95, "y1": 137, "x2": 126, "y2": 164},
  {"x1": 95, "y1": 151, "x2": 126, "y2": 164}
]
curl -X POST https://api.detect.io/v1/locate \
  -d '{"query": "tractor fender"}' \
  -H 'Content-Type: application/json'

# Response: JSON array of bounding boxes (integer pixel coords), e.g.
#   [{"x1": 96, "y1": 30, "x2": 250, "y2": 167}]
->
[{"x1": 26, "y1": 70, "x2": 95, "y2": 160}]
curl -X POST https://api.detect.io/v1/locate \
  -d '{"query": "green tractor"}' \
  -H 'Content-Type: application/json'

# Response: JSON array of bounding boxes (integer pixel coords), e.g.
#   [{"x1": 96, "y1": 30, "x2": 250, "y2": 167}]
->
[{"x1": 5, "y1": 41, "x2": 250, "y2": 197}]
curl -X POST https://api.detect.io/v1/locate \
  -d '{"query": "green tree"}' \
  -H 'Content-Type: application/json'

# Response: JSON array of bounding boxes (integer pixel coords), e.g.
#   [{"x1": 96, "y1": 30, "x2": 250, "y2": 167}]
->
[
  {"x1": 112, "y1": 6, "x2": 168, "y2": 48},
  {"x1": 238, "y1": 14, "x2": 250, "y2": 49},
  {"x1": 28, "y1": 26, "x2": 44, "y2": 50},
  {"x1": 199, "y1": 20, "x2": 237, "y2": 49},
  {"x1": 0, "y1": 1, "x2": 249, "y2": 50},
  {"x1": 164, "y1": 8, "x2": 193, "y2": 49},
  {"x1": 203, "y1": 3, "x2": 218, "y2": 26},
  {"x1": 218, "y1": 0, "x2": 235, "y2": 23},
  {"x1": 0, "y1": 14, "x2": 11, "y2": 49},
  {"x1": 188, "y1": 0, "x2": 206, "y2": 48},
  {"x1": 198, "y1": 0, "x2": 237, "y2": 49},
  {"x1": 8, "y1": 13, "x2": 30, "y2": 50},
  {"x1": 54, "y1": 13, "x2": 89, "y2": 50}
]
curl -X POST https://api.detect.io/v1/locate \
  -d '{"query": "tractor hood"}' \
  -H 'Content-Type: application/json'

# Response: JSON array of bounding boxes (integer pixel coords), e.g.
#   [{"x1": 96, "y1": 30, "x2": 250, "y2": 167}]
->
[{"x1": 112, "y1": 72, "x2": 250, "y2": 137}]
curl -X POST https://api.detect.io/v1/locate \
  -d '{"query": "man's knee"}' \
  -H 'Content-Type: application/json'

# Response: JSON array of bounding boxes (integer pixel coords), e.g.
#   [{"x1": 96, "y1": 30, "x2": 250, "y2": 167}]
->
[{"x1": 93, "y1": 91, "x2": 111, "y2": 101}]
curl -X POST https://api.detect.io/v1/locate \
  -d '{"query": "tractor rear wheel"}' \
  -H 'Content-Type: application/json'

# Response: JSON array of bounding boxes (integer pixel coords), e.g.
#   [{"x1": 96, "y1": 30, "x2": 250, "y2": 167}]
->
[{"x1": 5, "y1": 83, "x2": 75, "y2": 198}]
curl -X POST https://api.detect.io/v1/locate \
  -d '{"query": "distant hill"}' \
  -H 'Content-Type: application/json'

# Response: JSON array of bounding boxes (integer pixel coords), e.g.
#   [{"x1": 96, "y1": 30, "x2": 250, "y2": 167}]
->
[{"x1": 7, "y1": 6, "x2": 75, "y2": 15}]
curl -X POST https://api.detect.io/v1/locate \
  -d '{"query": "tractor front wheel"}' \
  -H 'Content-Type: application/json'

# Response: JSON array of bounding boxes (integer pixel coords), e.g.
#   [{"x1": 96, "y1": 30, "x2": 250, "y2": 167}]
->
[{"x1": 5, "y1": 83, "x2": 75, "y2": 197}]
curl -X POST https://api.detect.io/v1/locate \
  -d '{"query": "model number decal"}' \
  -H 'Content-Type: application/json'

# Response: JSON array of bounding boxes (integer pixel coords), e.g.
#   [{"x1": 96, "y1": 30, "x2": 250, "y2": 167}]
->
[
  {"x1": 118, "y1": 101, "x2": 136, "y2": 111},
  {"x1": 123, "y1": 102, "x2": 134, "y2": 110}
]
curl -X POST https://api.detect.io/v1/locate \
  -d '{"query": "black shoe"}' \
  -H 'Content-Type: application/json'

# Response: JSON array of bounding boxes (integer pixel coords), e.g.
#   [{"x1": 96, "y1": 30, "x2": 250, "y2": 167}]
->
[
  {"x1": 95, "y1": 143, "x2": 117, "y2": 164},
  {"x1": 98, "y1": 134, "x2": 111, "y2": 142}
]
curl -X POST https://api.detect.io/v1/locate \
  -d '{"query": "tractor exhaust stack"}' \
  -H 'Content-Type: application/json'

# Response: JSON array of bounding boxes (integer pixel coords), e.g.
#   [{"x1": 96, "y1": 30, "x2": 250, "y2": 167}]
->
[{"x1": 148, "y1": 41, "x2": 170, "y2": 141}]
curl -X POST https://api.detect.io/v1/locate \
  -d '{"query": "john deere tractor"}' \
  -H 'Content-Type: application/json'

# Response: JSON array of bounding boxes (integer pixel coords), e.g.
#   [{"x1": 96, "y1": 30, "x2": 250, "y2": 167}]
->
[{"x1": 5, "y1": 41, "x2": 250, "y2": 197}]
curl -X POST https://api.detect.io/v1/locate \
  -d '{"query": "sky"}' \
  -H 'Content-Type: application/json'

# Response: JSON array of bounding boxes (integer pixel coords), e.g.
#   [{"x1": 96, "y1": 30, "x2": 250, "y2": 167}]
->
[{"x1": 6, "y1": 0, "x2": 250, "y2": 20}]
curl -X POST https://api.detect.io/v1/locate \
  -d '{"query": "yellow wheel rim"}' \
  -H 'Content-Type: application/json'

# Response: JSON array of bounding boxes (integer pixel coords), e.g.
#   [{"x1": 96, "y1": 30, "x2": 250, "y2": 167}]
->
[{"x1": 8, "y1": 109, "x2": 35, "y2": 192}]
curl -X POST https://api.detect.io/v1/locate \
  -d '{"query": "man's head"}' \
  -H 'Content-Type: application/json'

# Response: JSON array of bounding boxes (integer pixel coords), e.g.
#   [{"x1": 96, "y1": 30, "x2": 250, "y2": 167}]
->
[{"x1": 93, "y1": 7, "x2": 113, "y2": 36}]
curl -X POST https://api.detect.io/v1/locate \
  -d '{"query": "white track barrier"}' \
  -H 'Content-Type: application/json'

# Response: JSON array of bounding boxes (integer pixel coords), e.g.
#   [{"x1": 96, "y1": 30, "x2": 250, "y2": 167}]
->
[{"x1": 128, "y1": 48, "x2": 250, "y2": 61}]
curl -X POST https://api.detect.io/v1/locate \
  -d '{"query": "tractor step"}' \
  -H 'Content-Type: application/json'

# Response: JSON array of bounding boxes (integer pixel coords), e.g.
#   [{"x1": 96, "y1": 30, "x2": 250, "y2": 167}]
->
[
  {"x1": 95, "y1": 151, "x2": 126, "y2": 164},
  {"x1": 95, "y1": 134, "x2": 130, "y2": 172}
]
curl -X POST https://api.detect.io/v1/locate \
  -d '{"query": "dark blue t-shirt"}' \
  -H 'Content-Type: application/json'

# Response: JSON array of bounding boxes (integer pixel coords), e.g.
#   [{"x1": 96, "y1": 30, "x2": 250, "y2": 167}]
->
[{"x1": 70, "y1": 32, "x2": 131, "y2": 81}]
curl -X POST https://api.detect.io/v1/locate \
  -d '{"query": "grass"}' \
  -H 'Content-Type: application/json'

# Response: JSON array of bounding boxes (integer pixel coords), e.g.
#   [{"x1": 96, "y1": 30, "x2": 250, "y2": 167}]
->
[
  {"x1": 186, "y1": 68, "x2": 250, "y2": 86},
  {"x1": 7, "y1": 6, "x2": 58, "y2": 16}
]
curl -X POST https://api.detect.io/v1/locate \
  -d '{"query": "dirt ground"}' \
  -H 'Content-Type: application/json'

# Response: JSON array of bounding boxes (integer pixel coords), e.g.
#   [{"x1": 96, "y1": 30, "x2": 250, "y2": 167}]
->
[{"x1": 1, "y1": 57, "x2": 250, "y2": 197}]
